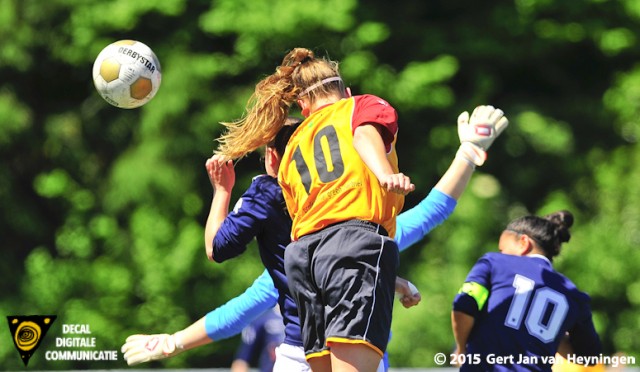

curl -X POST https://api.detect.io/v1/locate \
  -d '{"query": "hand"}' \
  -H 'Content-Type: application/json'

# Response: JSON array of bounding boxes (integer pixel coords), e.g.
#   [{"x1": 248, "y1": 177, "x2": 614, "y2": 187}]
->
[
  {"x1": 205, "y1": 155, "x2": 236, "y2": 192},
  {"x1": 457, "y1": 105, "x2": 509, "y2": 151},
  {"x1": 395, "y1": 277, "x2": 421, "y2": 308},
  {"x1": 380, "y1": 173, "x2": 415, "y2": 195},
  {"x1": 121, "y1": 333, "x2": 183, "y2": 366}
]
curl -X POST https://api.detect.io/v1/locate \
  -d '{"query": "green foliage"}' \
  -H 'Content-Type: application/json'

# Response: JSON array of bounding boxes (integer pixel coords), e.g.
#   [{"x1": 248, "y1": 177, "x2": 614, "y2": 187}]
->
[
  {"x1": 1, "y1": 0, "x2": 639, "y2": 369},
  {"x1": 0, "y1": 91, "x2": 31, "y2": 144}
]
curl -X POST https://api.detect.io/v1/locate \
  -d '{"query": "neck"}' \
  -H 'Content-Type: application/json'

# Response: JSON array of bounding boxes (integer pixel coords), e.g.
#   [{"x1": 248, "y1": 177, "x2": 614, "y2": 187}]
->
[{"x1": 309, "y1": 93, "x2": 344, "y2": 114}]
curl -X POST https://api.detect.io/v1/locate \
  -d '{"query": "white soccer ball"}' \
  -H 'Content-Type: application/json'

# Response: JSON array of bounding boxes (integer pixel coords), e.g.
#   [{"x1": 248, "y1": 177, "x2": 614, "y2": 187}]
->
[{"x1": 92, "y1": 40, "x2": 162, "y2": 109}]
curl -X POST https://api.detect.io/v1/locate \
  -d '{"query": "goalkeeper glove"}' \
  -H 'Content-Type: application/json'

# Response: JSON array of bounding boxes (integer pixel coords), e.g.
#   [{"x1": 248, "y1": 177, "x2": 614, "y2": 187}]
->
[
  {"x1": 456, "y1": 142, "x2": 487, "y2": 168},
  {"x1": 456, "y1": 105, "x2": 509, "y2": 167},
  {"x1": 121, "y1": 333, "x2": 184, "y2": 366},
  {"x1": 457, "y1": 105, "x2": 509, "y2": 151}
]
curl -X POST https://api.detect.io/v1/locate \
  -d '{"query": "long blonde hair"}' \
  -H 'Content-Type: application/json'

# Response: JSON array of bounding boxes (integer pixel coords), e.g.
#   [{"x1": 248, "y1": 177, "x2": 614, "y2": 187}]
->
[{"x1": 215, "y1": 48, "x2": 344, "y2": 160}]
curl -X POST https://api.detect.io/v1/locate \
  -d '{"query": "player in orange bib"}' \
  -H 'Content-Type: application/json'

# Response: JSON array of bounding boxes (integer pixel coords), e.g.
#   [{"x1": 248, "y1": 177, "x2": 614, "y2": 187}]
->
[
  {"x1": 280, "y1": 78, "x2": 411, "y2": 372},
  {"x1": 215, "y1": 48, "x2": 414, "y2": 372},
  {"x1": 280, "y1": 54, "x2": 415, "y2": 372}
]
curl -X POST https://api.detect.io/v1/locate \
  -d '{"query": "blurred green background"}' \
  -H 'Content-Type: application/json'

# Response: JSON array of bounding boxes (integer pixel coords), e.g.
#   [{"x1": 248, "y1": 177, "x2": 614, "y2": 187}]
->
[{"x1": 1, "y1": 0, "x2": 638, "y2": 369}]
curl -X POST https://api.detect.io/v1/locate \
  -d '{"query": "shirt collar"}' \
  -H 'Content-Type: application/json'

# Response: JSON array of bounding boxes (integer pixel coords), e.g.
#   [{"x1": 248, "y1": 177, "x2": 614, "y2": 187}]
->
[{"x1": 528, "y1": 253, "x2": 552, "y2": 265}]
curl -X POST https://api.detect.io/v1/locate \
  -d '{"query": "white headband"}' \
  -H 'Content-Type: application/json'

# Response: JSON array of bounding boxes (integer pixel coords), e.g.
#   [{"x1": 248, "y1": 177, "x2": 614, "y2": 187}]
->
[{"x1": 298, "y1": 76, "x2": 343, "y2": 98}]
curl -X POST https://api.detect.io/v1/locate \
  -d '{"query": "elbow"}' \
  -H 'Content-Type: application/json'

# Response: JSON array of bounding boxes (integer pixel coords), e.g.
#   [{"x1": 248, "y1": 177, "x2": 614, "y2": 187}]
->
[{"x1": 205, "y1": 243, "x2": 214, "y2": 261}]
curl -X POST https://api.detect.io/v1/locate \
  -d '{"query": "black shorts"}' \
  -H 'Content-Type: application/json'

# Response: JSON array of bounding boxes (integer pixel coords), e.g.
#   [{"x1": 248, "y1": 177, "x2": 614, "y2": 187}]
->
[{"x1": 284, "y1": 220, "x2": 399, "y2": 360}]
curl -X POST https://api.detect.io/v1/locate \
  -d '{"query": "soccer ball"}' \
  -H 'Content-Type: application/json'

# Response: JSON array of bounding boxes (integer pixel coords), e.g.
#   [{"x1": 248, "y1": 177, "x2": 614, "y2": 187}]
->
[{"x1": 92, "y1": 40, "x2": 162, "y2": 109}]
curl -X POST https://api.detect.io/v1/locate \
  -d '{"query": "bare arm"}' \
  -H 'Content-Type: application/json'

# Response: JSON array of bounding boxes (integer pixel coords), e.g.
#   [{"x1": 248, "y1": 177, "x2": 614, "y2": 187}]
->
[
  {"x1": 451, "y1": 310, "x2": 475, "y2": 356},
  {"x1": 172, "y1": 317, "x2": 212, "y2": 350},
  {"x1": 434, "y1": 156, "x2": 475, "y2": 200},
  {"x1": 352, "y1": 123, "x2": 414, "y2": 195},
  {"x1": 204, "y1": 156, "x2": 235, "y2": 260}
]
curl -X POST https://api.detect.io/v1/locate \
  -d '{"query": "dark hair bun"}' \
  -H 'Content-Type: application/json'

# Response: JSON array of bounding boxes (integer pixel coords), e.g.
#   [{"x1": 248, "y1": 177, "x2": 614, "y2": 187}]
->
[{"x1": 545, "y1": 210, "x2": 573, "y2": 243}]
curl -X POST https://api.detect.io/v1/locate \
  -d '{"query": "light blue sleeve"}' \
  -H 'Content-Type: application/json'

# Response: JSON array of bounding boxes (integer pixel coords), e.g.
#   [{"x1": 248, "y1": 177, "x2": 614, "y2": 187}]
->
[
  {"x1": 204, "y1": 269, "x2": 279, "y2": 341},
  {"x1": 395, "y1": 188, "x2": 457, "y2": 252}
]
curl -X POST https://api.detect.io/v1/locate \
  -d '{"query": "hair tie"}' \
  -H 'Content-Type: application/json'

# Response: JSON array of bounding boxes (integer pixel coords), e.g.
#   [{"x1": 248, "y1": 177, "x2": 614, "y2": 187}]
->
[{"x1": 298, "y1": 76, "x2": 343, "y2": 98}]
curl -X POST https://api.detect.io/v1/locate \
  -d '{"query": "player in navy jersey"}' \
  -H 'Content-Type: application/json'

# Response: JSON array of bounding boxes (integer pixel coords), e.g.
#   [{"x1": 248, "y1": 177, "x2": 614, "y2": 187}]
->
[
  {"x1": 205, "y1": 118, "x2": 305, "y2": 358},
  {"x1": 121, "y1": 105, "x2": 508, "y2": 369},
  {"x1": 452, "y1": 210, "x2": 602, "y2": 372}
]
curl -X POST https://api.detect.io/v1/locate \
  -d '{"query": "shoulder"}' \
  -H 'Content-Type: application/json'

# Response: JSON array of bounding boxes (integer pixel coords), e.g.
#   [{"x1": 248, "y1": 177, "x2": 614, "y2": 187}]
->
[
  {"x1": 478, "y1": 251, "x2": 502, "y2": 263},
  {"x1": 482, "y1": 252, "x2": 533, "y2": 264},
  {"x1": 351, "y1": 94, "x2": 398, "y2": 146},
  {"x1": 231, "y1": 175, "x2": 281, "y2": 213},
  {"x1": 251, "y1": 174, "x2": 279, "y2": 187},
  {"x1": 473, "y1": 252, "x2": 518, "y2": 272},
  {"x1": 248, "y1": 175, "x2": 280, "y2": 195},
  {"x1": 466, "y1": 252, "x2": 501, "y2": 274},
  {"x1": 553, "y1": 271, "x2": 591, "y2": 301},
  {"x1": 247, "y1": 175, "x2": 284, "y2": 204},
  {"x1": 481, "y1": 252, "x2": 550, "y2": 273},
  {"x1": 353, "y1": 94, "x2": 394, "y2": 108}
]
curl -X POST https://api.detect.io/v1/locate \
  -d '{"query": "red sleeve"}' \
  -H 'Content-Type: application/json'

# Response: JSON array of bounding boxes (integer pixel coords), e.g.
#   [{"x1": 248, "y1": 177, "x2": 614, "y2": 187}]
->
[{"x1": 351, "y1": 94, "x2": 398, "y2": 152}]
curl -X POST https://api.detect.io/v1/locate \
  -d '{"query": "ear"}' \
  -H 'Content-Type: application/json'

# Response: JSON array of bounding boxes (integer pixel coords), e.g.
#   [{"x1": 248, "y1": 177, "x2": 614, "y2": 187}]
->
[
  {"x1": 266, "y1": 147, "x2": 277, "y2": 166},
  {"x1": 297, "y1": 98, "x2": 310, "y2": 117},
  {"x1": 518, "y1": 235, "x2": 535, "y2": 256},
  {"x1": 345, "y1": 87, "x2": 352, "y2": 98}
]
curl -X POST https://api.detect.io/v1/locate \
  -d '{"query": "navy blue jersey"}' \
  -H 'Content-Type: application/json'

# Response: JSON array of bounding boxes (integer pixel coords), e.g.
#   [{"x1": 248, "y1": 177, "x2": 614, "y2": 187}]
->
[
  {"x1": 234, "y1": 307, "x2": 285, "y2": 372},
  {"x1": 212, "y1": 175, "x2": 302, "y2": 346},
  {"x1": 453, "y1": 252, "x2": 601, "y2": 371}
]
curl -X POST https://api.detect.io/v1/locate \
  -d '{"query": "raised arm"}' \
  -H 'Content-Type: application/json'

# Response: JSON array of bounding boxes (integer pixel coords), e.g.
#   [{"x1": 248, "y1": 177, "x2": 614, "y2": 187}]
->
[
  {"x1": 395, "y1": 105, "x2": 508, "y2": 251},
  {"x1": 204, "y1": 155, "x2": 236, "y2": 260}
]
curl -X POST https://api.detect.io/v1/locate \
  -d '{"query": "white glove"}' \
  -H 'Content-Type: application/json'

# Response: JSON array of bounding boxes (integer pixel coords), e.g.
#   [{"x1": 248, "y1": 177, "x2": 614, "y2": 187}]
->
[
  {"x1": 457, "y1": 105, "x2": 509, "y2": 151},
  {"x1": 121, "y1": 333, "x2": 184, "y2": 366},
  {"x1": 395, "y1": 281, "x2": 419, "y2": 297},
  {"x1": 456, "y1": 141, "x2": 487, "y2": 167}
]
